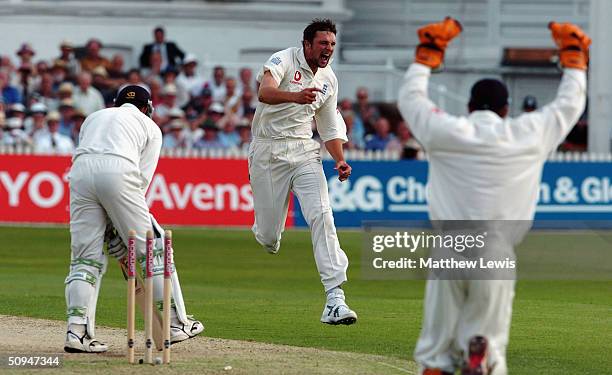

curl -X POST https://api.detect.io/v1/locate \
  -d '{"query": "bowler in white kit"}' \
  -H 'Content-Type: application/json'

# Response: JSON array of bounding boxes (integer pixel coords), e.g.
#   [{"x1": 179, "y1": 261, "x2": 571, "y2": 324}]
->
[
  {"x1": 64, "y1": 85, "x2": 203, "y2": 352},
  {"x1": 249, "y1": 18, "x2": 357, "y2": 325}
]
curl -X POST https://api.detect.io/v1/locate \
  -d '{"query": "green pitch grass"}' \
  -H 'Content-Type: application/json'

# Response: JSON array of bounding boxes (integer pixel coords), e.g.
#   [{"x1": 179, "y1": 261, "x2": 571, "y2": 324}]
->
[{"x1": 0, "y1": 226, "x2": 610, "y2": 374}]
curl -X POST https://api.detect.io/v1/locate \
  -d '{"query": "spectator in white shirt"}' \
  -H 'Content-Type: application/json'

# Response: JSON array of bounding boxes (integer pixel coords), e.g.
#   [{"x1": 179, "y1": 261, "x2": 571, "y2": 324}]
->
[
  {"x1": 153, "y1": 83, "x2": 179, "y2": 128},
  {"x1": 2, "y1": 116, "x2": 32, "y2": 147},
  {"x1": 176, "y1": 54, "x2": 204, "y2": 105},
  {"x1": 207, "y1": 65, "x2": 226, "y2": 104},
  {"x1": 34, "y1": 110, "x2": 74, "y2": 154},
  {"x1": 25, "y1": 102, "x2": 48, "y2": 138},
  {"x1": 72, "y1": 71, "x2": 105, "y2": 115},
  {"x1": 162, "y1": 118, "x2": 188, "y2": 149}
]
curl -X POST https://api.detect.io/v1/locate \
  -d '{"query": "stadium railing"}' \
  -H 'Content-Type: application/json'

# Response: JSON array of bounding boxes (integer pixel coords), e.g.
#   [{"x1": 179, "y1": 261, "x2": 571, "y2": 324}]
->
[{"x1": 1, "y1": 145, "x2": 611, "y2": 162}]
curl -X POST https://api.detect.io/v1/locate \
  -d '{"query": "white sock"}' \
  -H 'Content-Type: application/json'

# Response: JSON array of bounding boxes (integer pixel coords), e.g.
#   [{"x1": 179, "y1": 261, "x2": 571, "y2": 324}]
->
[
  {"x1": 326, "y1": 286, "x2": 343, "y2": 298},
  {"x1": 68, "y1": 323, "x2": 86, "y2": 336}
]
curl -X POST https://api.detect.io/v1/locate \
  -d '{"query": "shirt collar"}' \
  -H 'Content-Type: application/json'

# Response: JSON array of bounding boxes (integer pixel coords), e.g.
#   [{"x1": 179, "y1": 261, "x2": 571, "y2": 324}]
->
[
  {"x1": 297, "y1": 48, "x2": 313, "y2": 73},
  {"x1": 468, "y1": 110, "x2": 504, "y2": 124},
  {"x1": 121, "y1": 103, "x2": 141, "y2": 111}
]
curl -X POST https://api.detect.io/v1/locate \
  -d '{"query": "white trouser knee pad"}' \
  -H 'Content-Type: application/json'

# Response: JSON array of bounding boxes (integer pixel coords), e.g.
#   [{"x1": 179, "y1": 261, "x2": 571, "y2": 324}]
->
[{"x1": 65, "y1": 256, "x2": 107, "y2": 338}]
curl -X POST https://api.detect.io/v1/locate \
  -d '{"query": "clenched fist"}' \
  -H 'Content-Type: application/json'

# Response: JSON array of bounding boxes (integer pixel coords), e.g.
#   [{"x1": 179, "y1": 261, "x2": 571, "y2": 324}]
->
[{"x1": 293, "y1": 87, "x2": 322, "y2": 104}]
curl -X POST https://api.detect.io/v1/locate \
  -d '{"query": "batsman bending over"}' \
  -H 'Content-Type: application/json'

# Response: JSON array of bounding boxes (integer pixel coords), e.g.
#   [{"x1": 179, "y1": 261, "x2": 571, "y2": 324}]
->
[{"x1": 64, "y1": 85, "x2": 203, "y2": 353}]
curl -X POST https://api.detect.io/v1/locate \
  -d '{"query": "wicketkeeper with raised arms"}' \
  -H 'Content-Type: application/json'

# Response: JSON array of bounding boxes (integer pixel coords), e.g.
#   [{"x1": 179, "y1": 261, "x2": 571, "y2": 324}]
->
[
  {"x1": 64, "y1": 85, "x2": 203, "y2": 353},
  {"x1": 397, "y1": 18, "x2": 589, "y2": 375},
  {"x1": 249, "y1": 18, "x2": 357, "y2": 325}
]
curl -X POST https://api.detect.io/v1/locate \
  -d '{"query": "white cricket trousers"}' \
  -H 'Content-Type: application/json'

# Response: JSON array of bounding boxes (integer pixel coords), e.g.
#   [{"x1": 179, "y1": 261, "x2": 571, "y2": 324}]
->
[
  {"x1": 66, "y1": 155, "x2": 153, "y2": 333},
  {"x1": 414, "y1": 278, "x2": 515, "y2": 375},
  {"x1": 248, "y1": 138, "x2": 348, "y2": 291},
  {"x1": 69, "y1": 154, "x2": 153, "y2": 264}
]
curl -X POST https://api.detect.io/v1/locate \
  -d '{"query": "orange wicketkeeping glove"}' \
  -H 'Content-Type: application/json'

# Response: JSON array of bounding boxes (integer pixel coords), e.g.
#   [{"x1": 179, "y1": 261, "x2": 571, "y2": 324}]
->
[
  {"x1": 415, "y1": 17, "x2": 463, "y2": 69},
  {"x1": 549, "y1": 21, "x2": 591, "y2": 70}
]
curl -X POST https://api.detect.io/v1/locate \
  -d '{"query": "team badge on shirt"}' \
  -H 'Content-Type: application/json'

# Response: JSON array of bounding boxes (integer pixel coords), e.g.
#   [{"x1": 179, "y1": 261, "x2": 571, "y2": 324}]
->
[
  {"x1": 270, "y1": 56, "x2": 282, "y2": 65},
  {"x1": 290, "y1": 71, "x2": 303, "y2": 86},
  {"x1": 322, "y1": 83, "x2": 329, "y2": 96}
]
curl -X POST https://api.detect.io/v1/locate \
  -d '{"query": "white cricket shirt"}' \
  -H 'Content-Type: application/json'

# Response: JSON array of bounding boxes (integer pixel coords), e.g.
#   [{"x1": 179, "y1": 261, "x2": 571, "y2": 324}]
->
[
  {"x1": 252, "y1": 47, "x2": 347, "y2": 143},
  {"x1": 73, "y1": 103, "x2": 162, "y2": 190},
  {"x1": 398, "y1": 63, "x2": 586, "y2": 220}
]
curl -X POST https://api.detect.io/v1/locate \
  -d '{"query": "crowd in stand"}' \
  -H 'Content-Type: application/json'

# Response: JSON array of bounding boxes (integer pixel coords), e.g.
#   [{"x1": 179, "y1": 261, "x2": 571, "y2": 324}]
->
[
  {"x1": 0, "y1": 26, "x2": 424, "y2": 159},
  {"x1": 6, "y1": 26, "x2": 590, "y2": 159}
]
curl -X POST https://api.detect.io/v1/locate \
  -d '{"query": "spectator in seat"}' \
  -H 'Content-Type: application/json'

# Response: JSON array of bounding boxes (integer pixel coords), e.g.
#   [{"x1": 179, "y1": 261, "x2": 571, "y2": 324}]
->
[
  {"x1": 154, "y1": 83, "x2": 179, "y2": 126},
  {"x1": 57, "y1": 82, "x2": 74, "y2": 102},
  {"x1": 236, "y1": 119, "x2": 252, "y2": 151},
  {"x1": 387, "y1": 120, "x2": 422, "y2": 159},
  {"x1": 50, "y1": 60, "x2": 69, "y2": 91},
  {"x1": 223, "y1": 77, "x2": 240, "y2": 114},
  {"x1": 126, "y1": 68, "x2": 144, "y2": 86},
  {"x1": 25, "y1": 102, "x2": 47, "y2": 137},
  {"x1": 0, "y1": 70, "x2": 21, "y2": 105},
  {"x1": 34, "y1": 72, "x2": 58, "y2": 111},
  {"x1": 58, "y1": 99, "x2": 75, "y2": 137},
  {"x1": 522, "y1": 95, "x2": 538, "y2": 113},
  {"x1": 187, "y1": 87, "x2": 213, "y2": 127},
  {"x1": 163, "y1": 107, "x2": 186, "y2": 133},
  {"x1": 237, "y1": 87, "x2": 257, "y2": 117},
  {"x1": 182, "y1": 116, "x2": 204, "y2": 148},
  {"x1": 200, "y1": 102, "x2": 225, "y2": 130},
  {"x1": 194, "y1": 123, "x2": 223, "y2": 149},
  {"x1": 71, "y1": 109, "x2": 87, "y2": 146},
  {"x1": 208, "y1": 66, "x2": 226, "y2": 104},
  {"x1": 14, "y1": 62, "x2": 37, "y2": 106},
  {"x1": 91, "y1": 66, "x2": 114, "y2": 106},
  {"x1": 239, "y1": 67, "x2": 254, "y2": 93},
  {"x1": 139, "y1": 26, "x2": 185, "y2": 71},
  {"x1": 0, "y1": 55, "x2": 14, "y2": 73},
  {"x1": 79, "y1": 39, "x2": 111, "y2": 73},
  {"x1": 364, "y1": 117, "x2": 395, "y2": 151},
  {"x1": 162, "y1": 118, "x2": 188, "y2": 149},
  {"x1": 8, "y1": 103, "x2": 27, "y2": 122},
  {"x1": 142, "y1": 50, "x2": 164, "y2": 83},
  {"x1": 353, "y1": 87, "x2": 380, "y2": 134},
  {"x1": 34, "y1": 110, "x2": 74, "y2": 154},
  {"x1": 176, "y1": 54, "x2": 204, "y2": 105},
  {"x1": 341, "y1": 110, "x2": 364, "y2": 150},
  {"x1": 107, "y1": 54, "x2": 127, "y2": 89},
  {"x1": 16, "y1": 43, "x2": 36, "y2": 67},
  {"x1": 72, "y1": 71, "x2": 105, "y2": 115},
  {"x1": 2, "y1": 116, "x2": 32, "y2": 147},
  {"x1": 147, "y1": 77, "x2": 164, "y2": 108},
  {"x1": 55, "y1": 40, "x2": 80, "y2": 79},
  {"x1": 217, "y1": 113, "x2": 240, "y2": 148}
]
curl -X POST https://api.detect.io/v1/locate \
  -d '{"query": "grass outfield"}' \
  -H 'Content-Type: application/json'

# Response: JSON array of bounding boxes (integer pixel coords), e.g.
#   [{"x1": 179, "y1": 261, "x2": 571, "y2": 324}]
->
[{"x1": 0, "y1": 226, "x2": 610, "y2": 374}]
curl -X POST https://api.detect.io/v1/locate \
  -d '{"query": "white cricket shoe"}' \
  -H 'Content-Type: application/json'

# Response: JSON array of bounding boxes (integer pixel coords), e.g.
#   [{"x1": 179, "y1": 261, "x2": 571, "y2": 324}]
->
[
  {"x1": 320, "y1": 289, "x2": 358, "y2": 325},
  {"x1": 171, "y1": 315, "x2": 204, "y2": 344},
  {"x1": 64, "y1": 325, "x2": 108, "y2": 353}
]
